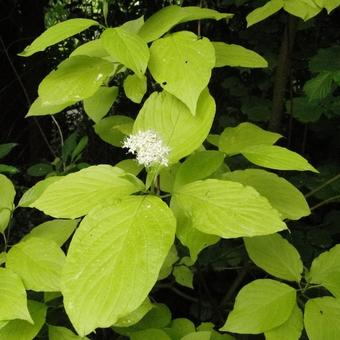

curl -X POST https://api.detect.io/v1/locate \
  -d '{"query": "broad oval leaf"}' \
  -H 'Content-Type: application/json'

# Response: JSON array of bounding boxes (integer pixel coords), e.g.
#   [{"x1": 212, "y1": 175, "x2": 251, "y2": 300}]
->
[
  {"x1": 244, "y1": 233, "x2": 303, "y2": 282},
  {"x1": 221, "y1": 279, "x2": 296, "y2": 334},
  {"x1": 61, "y1": 196, "x2": 176, "y2": 336},
  {"x1": 219, "y1": 122, "x2": 282, "y2": 156},
  {"x1": 123, "y1": 74, "x2": 147, "y2": 104},
  {"x1": 304, "y1": 72, "x2": 333, "y2": 101},
  {"x1": 181, "y1": 332, "x2": 211, "y2": 340},
  {"x1": 38, "y1": 56, "x2": 115, "y2": 106},
  {"x1": 223, "y1": 169, "x2": 310, "y2": 220},
  {"x1": 70, "y1": 39, "x2": 109, "y2": 58},
  {"x1": 246, "y1": 0, "x2": 283, "y2": 27},
  {"x1": 309, "y1": 244, "x2": 340, "y2": 297},
  {"x1": 49, "y1": 325, "x2": 89, "y2": 340},
  {"x1": 83, "y1": 86, "x2": 118, "y2": 123},
  {"x1": 283, "y1": 0, "x2": 321, "y2": 20},
  {"x1": 171, "y1": 200, "x2": 220, "y2": 262},
  {"x1": 139, "y1": 5, "x2": 232, "y2": 42},
  {"x1": 18, "y1": 176, "x2": 61, "y2": 208},
  {"x1": 134, "y1": 89, "x2": 215, "y2": 164},
  {"x1": 0, "y1": 143, "x2": 17, "y2": 159},
  {"x1": 174, "y1": 151, "x2": 225, "y2": 191},
  {"x1": 22, "y1": 219, "x2": 79, "y2": 247},
  {"x1": 173, "y1": 266, "x2": 194, "y2": 289},
  {"x1": 0, "y1": 174, "x2": 15, "y2": 233},
  {"x1": 101, "y1": 27, "x2": 149, "y2": 77},
  {"x1": 0, "y1": 268, "x2": 32, "y2": 322},
  {"x1": 30, "y1": 165, "x2": 143, "y2": 219},
  {"x1": 19, "y1": 18, "x2": 99, "y2": 57},
  {"x1": 0, "y1": 300, "x2": 47, "y2": 340},
  {"x1": 265, "y1": 304, "x2": 303, "y2": 340},
  {"x1": 172, "y1": 179, "x2": 286, "y2": 239},
  {"x1": 149, "y1": 31, "x2": 215, "y2": 115},
  {"x1": 26, "y1": 96, "x2": 74, "y2": 117},
  {"x1": 213, "y1": 42, "x2": 268, "y2": 68},
  {"x1": 94, "y1": 116, "x2": 134, "y2": 147},
  {"x1": 7, "y1": 237, "x2": 66, "y2": 292},
  {"x1": 304, "y1": 297, "x2": 340, "y2": 340},
  {"x1": 130, "y1": 329, "x2": 171, "y2": 340},
  {"x1": 241, "y1": 145, "x2": 318, "y2": 172}
]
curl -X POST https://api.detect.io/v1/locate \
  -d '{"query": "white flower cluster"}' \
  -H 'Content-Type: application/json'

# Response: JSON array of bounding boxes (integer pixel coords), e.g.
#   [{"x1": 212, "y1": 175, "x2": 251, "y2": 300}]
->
[{"x1": 122, "y1": 130, "x2": 171, "y2": 167}]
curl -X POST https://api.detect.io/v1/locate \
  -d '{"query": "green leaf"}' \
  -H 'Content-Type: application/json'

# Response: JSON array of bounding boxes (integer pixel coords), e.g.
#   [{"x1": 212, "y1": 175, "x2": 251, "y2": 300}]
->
[
  {"x1": 0, "y1": 174, "x2": 15, "y2": 233},
  {"x1": 71, "y1": 136, "x2": 88, "y2": 161},
  {"x1": 290, "y1": 96, "x2": 323, "y2": 123},
  {"x1": 0, "y1": 300, "x2": 47, "y2": 340},
  {"x1": 174, "y1": 151, "x2": 224, "y2": 190},
  {"x1": 113, "y1": 299, "x2": 153, "y2": 328},
  {"x1": 0, "y1": 252, "x2": 5, "y2": 266},
  {"x1": 283, "y1": 0, "x2": 321, "y2": 20},
  {"x1": 49, "y1": 325, "x2": 89, "y2": 340},
  {"x1": 27, "y1": 163, "x2": 53, "y2": 177},
  {"x1": 0, "y1": 165, "x2": 19, "y2": 175},
  {"x1": 304, "y1": 297, "x2": 340, "y2": 340},
  {"x1": 166, "y1": 318, "x2": 195, "y2": 339},
  {"x1": 246, "y1": 0, "x2": 283, "y2": 27},
  {"x1": 83, "y1": 86, "x2": 118, "y2": 123},
  {"x1": 30, "y1": 165, "x2": 143, "y2": 219},
  {"x1": 304, "y1": 71, "x2": 334, "y2": 101},
  {"x1": 139, "y1": 5, "x2": 232, "y2": 42},
  {"x1": 0, "y1": 143, "x2": 17, "y2": 159},
  {"x1": 309, "y1": 244, "x2": 340, "y2": 297},
  {"x1": 70, "y1": 39, "x2": 109, "y2": 58},
  {"x1": 101, "y1": 27, "x2": 149, "y2": 77},
  {"x1": 264, "y1": 305, "x2": 303, "y2": 340},
  {"x1": 123, "y1": 74, "x2": 147, "y2": 104},
  {"x1": 130, "y1": 329, "x2": 171, "y2": 340},
  {"x1": 7, "y1": 237, "x2": 66, "y2": 292},
  {"x1": 22, "y1": 219, "x2": 78, "y2": 247},
  {"x1": 181, "y1": 331, "x2": 212, "y2": 340},
  {"x1": 223, "y1": 169, "x2": 310, "y2": 220},
  {"x1": 213, "y1": 42, "x2": 268, "y2": 68},
  {"x1": 172, "y1": 179, "x2": 286, "y2": 239},
  {"x1": 38, "y1": 56, "x2": 115, "y2": 106},
  {"x1": 0, "y1": 268, "x2": 32, "y2": 322},
  {"x1": 173, "y1": 266, "x2": 194, "y2": 289},
  {"x1": 244, "y1": 233, "x2": 303, "y2": 282},
  {"x1": 18, "y1": 176, "x2": 61, "y2": 208},
  {"x1": 172, "y1": 200, "x2": 220, "y2": 261},
  {"x1": 94, "y1": 116, "x2": 134, "y2": 147},
  {"x1": 149, "y1": 31, "x2": 215, "y2": 115},
  {"x1": 241, "y1": 145, "x2": 318, "y2": 172},
  {"x1": 159, "y1": 245, "x2": 179, "y2": 280},
  {"x1": 61, "y1": 196, "x2": 176, "y2": 336},
  {"x1": 310, "y1": 46, "x2": 340, "y2": 72},
  {"x1": 221, "y1": 279, "x2": 296, "y2": 334},
  {"x1": 219, "y1": 122, "x2": 282, "y2": 156},
  {"x1": 134, "y1": 89, "x2": 215, "y2": 164},
  {"x1": 19, "y1": 18, "x2": 99, "y2": 56},
  {"x1": 120, "y1": 16, "x2": 145, "y2": 34},
  {"x1": 115, "y1": 159, "x2": 143, "y2": 176},
  {"x1": 26, "y1": 97, "x2": 74, "y2": 117}
]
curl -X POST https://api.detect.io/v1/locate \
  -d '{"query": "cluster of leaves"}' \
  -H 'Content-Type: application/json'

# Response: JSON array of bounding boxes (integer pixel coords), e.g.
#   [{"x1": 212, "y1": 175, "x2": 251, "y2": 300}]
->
[{"x1": 1, "y1": 1, "x2": 340, "y2": 340}]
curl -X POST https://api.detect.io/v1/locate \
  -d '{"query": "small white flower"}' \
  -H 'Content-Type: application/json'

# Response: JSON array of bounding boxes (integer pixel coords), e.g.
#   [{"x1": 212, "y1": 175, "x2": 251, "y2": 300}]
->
[{"x1": 122, "y1": 130, "x2": 171, "y2": 167}]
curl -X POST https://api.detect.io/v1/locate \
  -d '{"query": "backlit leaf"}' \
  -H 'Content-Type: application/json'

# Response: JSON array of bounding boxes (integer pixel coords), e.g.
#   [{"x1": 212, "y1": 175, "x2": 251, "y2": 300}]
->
[
  {"x1": 221, "y1": 279, "x2": 296, "y2": 334},
  {"x1": 172, "y1": 179, "x2": 286, "y2": 239},
  {"x1": 30, "y1": 165, "x2": 143, "y2": 218},
  {"x1": 149, "y1": 31, "x2": 215, "y2": 115},
  {"x1": 61, "y1": 196, "x2": 176, "y2": 336}
]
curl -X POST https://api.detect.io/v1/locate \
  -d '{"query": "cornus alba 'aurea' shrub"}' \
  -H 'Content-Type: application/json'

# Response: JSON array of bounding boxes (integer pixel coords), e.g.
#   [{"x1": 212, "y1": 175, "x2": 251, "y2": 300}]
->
[{"x1": 1, "y1": 2, "x2": 339, "y2": 339}]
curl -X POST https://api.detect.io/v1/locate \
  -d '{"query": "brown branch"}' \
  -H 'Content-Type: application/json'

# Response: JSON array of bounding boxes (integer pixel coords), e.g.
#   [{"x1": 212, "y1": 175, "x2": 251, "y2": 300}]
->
[{"x1": 268, "y1": 14, "x2": 298, "y2": 132}]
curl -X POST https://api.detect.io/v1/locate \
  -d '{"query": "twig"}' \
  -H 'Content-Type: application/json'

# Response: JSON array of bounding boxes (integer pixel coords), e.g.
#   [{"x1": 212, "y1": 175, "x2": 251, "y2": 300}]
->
[
  {"x1": 305, "y1": 172, "x2": 340, "y2": 198},
  {"x1": 0, "y1": 36, "x2": 56, "y2": 158},
  {"x1": 311, "y1": 195, "x2": 340, "y2": 211},
  {"x1": 220, "y1": 267, "x2": 249, "y2": 307}
]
